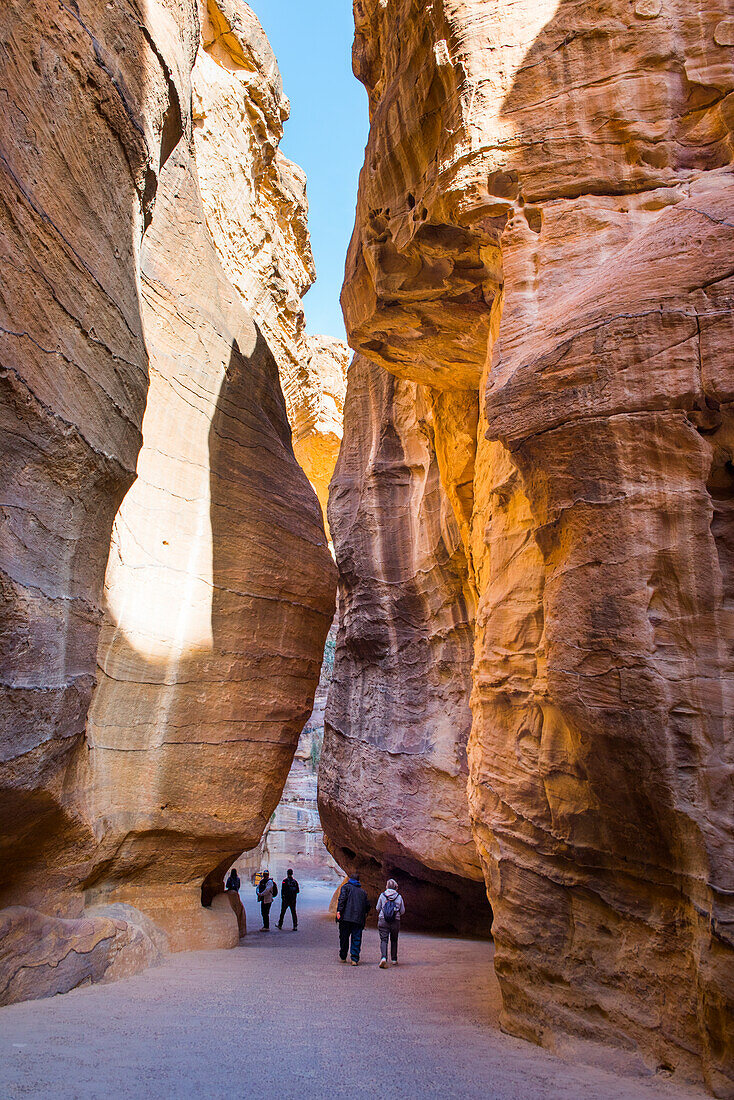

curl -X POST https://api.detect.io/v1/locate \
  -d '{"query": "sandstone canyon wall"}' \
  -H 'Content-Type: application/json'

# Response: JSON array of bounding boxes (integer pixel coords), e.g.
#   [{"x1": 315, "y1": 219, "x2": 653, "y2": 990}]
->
[
  {"x1": 325, "y1": 0, "x2": 733, "y2": 1093},
  {"x1": 0, "y1": 0, "x2": 335, "y2": 1001},
  {"x1": 320, "y1": 354, "x2": 490, "y2": 931}
]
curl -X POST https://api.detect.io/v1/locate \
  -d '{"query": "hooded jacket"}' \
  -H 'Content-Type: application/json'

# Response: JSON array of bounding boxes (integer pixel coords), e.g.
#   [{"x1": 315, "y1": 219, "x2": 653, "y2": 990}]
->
[
  {"x1": 337, "y1": 878, "x2": 370, "y2": 926},
  {"x1": 376, "y1": 888, "x2": 405, "y2": 925}
]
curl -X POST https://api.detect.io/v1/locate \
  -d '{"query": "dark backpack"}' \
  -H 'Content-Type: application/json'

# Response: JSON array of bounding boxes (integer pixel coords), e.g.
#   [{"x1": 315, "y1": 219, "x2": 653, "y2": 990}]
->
[{"x1": 382, "y1": 895, "x2": 398, "y2": 921}]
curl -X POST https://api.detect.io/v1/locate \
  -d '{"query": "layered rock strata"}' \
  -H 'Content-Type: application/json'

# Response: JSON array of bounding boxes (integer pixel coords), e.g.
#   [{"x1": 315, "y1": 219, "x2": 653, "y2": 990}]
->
[
  {"x1": 0, "y1": 0, "x2": 335, "y2": 1000},
  {"x1": 320, "y1": 355, "x2": 490, "y2": 933},
  {"x1": 327, "y1": 0, "x2": 734, "y2": 1092}
]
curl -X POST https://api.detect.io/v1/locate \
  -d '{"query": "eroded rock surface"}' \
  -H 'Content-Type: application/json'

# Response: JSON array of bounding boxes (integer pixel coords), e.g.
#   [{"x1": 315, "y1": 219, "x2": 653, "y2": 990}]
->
[
  {"x1": 82, "y1": 135, "x2": 334, "y2": 946},
  {"x1": 320, "y1": 355, "x2": 490, "y2": 933},
  {"x1": 0, "y1": 0, "x2": 335, "y2": 999},
  {"x1": 329, "y1": 0, "x2": 734, "y2": 1092},
  {"x1": 238, "y1": 617, "x2": 343, "y2": 885},
  {"x1": 0, "y1": 0, "x2": 197, "y2": 923}
]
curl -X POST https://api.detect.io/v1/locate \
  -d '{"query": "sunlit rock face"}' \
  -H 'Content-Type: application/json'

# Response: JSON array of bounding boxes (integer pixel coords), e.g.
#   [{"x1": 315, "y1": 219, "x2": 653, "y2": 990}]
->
[
  {"x1": 319, "y1": 355, "x2": 490, "y2": 933},
  {"x1": 0, "y1": 0, "x2": 335, "y2": 998},
  {"x1": 333, "y1": 0, "x2": 734, "y2": 1092},
  {"x1": 292, "y1": 336, "x2": 349, "y2": 536},
  {"x1": 82, "y1": 138, "x2": 335, "y2": 948},
  {"x1": 189, "y1": 7, "x2": 349, "y2": 534},
  {"x1": 191, "y1": 0, "x2": 314, "y2": 426}
]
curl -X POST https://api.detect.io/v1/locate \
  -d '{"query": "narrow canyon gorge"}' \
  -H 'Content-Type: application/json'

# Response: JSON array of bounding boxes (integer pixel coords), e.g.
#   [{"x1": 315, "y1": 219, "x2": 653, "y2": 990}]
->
[{"x1": 0, "y1": 0, "x2": 732, "y2": 1097}]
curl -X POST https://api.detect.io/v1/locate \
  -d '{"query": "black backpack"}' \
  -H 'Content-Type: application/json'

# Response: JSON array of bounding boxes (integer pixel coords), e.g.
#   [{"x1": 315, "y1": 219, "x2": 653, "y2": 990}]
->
[{"x1": 382, "y1": 894, "x2": 398, "y2": 921}]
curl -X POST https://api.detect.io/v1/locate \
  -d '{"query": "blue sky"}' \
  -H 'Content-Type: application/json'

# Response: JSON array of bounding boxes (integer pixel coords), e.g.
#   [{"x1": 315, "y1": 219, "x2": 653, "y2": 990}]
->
[{"x1": 253, "y1": 2, "x2": 369, "y2": 341}]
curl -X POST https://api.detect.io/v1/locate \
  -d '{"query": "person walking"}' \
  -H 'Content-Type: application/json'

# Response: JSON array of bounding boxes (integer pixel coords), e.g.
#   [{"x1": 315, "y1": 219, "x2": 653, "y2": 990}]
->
[
  {"x1": 225, "y1": 867, "x2": 240, "y2": 892},
  {"x1": 256, "y1": 869, "x2": 277, "y2": 930},
  {"x1": 376, "y1": 878, "x2": 405, "y2": 967},
  {"x1": 277, "y1": 868, "x2": 300, "y2": 930},
  {"x1": 336, "y1": 874, "x2": 370, "y2": 965}
]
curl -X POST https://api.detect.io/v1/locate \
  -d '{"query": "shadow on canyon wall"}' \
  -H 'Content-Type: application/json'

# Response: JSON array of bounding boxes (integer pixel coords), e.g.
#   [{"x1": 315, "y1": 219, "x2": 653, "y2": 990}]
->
[{"x1": 0, "y1": 0, "x2": 196, "y2": 917}]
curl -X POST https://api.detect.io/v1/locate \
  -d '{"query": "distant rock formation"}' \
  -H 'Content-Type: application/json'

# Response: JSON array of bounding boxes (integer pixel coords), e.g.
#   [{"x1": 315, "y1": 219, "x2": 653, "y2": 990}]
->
[
  {"x1": 324, "y1": 0, "x2": 734, "y2": 1093},
  {"x1": 0, "y1": 0, "x2": 335, "y2": 1001},
  {"x1": 292, "y1": 336, "x2": 349, "y2": 537}
]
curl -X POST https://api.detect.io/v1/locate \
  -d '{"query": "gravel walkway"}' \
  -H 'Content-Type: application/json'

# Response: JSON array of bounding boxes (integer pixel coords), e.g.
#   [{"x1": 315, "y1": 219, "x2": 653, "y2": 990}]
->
[{"x1": 0, "y1": 885, "x2": 705, "y2": 1099}]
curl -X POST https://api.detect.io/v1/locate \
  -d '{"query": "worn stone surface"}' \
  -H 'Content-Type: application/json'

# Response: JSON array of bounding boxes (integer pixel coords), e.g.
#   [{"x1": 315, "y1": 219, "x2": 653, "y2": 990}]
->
[
  {"x1": 0, "y1": 0, "x2": 198, "y2": 917},
  {"x1": 239, "y1": 618, "x2": 343, "y2": 885},
  {"x1": 0, "y1": 0, "x2": 335, "y2": 997},
  {"x1": 331, "y1": 0, "x2": 734, "y2": 1093},
  {"x1": 190, "y1": 10, "x2": 348, "y2": 534},
  {"x1": 320, "y1": 355, "x2": 490, "y2": 933},
  {"x1": 0, "y1": 906, "x2": 162, "y2": 1007},
  {"x1": 82, "y1": 135, "x2": 334, "y2": 942}
]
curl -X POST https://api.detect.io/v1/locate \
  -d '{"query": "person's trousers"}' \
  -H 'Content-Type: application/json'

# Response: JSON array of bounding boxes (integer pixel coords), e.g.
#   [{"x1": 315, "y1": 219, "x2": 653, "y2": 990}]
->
[
  {"x1": 338, "y1": 919, "x2": 363, "y2": 961},
  {"x1": 278, "y1": 900, "x2": 297, "y2": 929},
  {"x1": 260, "y1": 901, "x2": 272, "y2": 929},
  {"x1": 379, "y1": 921, "x2": 399, "y2": 961}
]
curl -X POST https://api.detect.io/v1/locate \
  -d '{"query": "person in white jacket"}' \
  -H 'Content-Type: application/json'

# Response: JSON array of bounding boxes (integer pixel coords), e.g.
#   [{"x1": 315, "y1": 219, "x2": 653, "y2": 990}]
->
[{"x1": 375, "y1": 878, "x2": 406, "y2": 967}]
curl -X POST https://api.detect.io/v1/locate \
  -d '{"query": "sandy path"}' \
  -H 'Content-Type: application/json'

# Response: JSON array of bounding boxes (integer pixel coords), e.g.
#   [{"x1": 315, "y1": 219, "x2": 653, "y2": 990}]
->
[{"x1": 0, "y1": 885, "x2": 704, "y2": 1099}]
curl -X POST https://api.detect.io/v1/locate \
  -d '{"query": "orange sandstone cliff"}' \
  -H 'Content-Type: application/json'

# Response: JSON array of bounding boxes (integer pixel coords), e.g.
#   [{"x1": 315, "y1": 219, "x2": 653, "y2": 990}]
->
[
  {"x1": 322, "y1": 0, "x2": 734, "y2": 1093},
  {"x1": 0, "y1": 0, "x2": 335, "y2": 1000}
]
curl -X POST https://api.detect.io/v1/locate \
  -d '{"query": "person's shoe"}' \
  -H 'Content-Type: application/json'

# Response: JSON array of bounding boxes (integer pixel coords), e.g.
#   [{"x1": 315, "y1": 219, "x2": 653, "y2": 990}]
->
[
  {"x1": 379, "y1": 957, "x2": 388, "y2": 968},
  {"x1": 392, "y1": 959, "x2": 399, "y2": 965},
  {"x1": 351, "y1": 958, "x2": 359, "y2": 966},
  {"x1": 339, "y1": 956, "x2": 347, "y2": 963}
]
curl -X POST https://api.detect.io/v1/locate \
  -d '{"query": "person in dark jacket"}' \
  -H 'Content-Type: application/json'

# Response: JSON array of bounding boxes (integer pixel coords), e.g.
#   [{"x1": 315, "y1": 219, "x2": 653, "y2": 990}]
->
[
  {"x1": 336, "y1": 875, "x2": 370, "y2": 965},
  {"x1": 225, "y1": 868, "x2": 241, "y2": 893},
  {"x1": 256, "y1": 870, "x2": 277, "y2": 930},
  {"x1": 277, "y1": 868, "x2": 300, "y2": 930}
]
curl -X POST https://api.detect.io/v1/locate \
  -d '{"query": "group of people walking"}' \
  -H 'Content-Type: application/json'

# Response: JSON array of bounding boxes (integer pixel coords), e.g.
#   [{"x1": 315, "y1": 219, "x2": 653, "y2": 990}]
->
[
  {"x1": 336, "y1": 875, "x2": 405, "y2": 967},
  {"x1": 225, "y1": 866, "x2": 406, "y2": 967}
]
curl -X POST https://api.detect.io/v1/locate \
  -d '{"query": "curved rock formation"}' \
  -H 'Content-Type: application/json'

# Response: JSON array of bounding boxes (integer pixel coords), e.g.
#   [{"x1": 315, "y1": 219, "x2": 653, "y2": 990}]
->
[
  {"x1": 0, "y1": 0, "x2": 197, "y2": 925},
  {"x1": 82, "y1": 135, "x2": 334, "y2": 947},
  {"x1": 327, "y1": 0, "x2": 734, "y2": 1092},
  {"x1": 0, "y1": 0, "x2": 335, "y2": 998},
  {"x1": 320, "y1": 355, "x2": 489, "y2": 932}
]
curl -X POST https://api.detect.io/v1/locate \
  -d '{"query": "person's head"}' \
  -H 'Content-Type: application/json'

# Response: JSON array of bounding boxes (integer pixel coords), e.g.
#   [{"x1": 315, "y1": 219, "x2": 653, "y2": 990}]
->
[
  {"x1": 386, "y1": 878, "x2": 398, "y2": 891},
  {"x1": 263, "y1": 869, "x2": 269, "y2": 879},
  {"x1": 287, "y1": 868, "x2": 293, "y2": 877}
]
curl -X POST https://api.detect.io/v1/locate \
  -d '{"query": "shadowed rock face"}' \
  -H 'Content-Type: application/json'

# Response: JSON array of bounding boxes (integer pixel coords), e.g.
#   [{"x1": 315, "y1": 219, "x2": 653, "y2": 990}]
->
[
  {"x1": 0, "y1": 0, "x2": 198, "y2": 921},
  {"x1": 0, "y1": 0, "x2": 335, "y2": 998},
  {"x1": 319, "y1": 354, "x2": 491, "y2": 934},
  {"x1": 329, "y1": 0, "x2": 733, "y2": 1092}
]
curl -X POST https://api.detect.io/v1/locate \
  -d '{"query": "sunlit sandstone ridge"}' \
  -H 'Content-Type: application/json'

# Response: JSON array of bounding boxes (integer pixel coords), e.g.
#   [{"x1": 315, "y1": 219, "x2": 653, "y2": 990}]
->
[
  {"x1": 0, "y1": 0, "x2": 335, "y2": 1001},
  {"x1": 324, "y1": 0, "x2": 734, "y2": 1094}
]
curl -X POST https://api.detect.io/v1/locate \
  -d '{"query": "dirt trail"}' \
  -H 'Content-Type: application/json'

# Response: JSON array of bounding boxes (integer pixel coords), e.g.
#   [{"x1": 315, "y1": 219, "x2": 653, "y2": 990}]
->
[{"x1": 0, "y1": 885, "x2": 705, "y2": 1099}]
